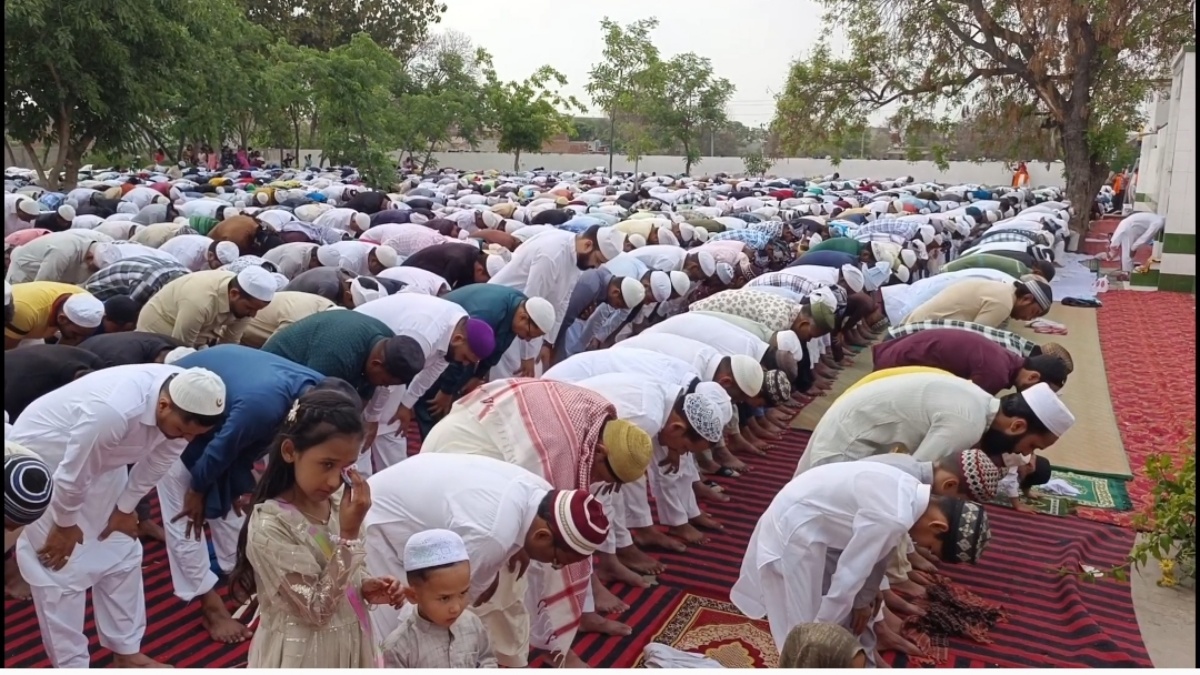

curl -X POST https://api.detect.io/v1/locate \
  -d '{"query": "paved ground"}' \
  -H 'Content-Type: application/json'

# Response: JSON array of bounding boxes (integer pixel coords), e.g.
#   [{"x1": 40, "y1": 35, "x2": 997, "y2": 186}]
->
[{"x1": 1131, "y1": 540, "x2": 1196, "y2": 668}]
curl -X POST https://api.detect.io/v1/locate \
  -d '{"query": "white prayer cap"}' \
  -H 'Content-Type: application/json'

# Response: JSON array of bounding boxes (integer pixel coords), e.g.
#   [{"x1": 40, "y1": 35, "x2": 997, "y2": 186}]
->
[
  {"x1": 154, "y1": 196, "x2": 170, "y2": 206},
  {"x1": 596, "y1": 227, "x2": 626, "y2": 261},
  {"x1": 271, "y1": 273, "x2": 290, "y2": 291},
  {"x1": 808, "y1": 233, "x2": 823, "y2": 246},
  {"x1": 215, "y1": 241, "x2": 240, "y2": 265},
  {"x1": 404, "y1": 528, "x2": 470, "y2": 573},
  {"x1": 524, "y1": 297, "x2": 556, "y2": 334},
  {"x1": 1021, "y1": 382, "x2": 1075, "y2": 437},
  {"x1": 316, "y1": 244, "x2": 341, "y2": 268},
  {"x1": 17, "y1": 199, "x2": 40, "y2": 216},
  {"x1": 900, "y1": 249, "x2": 918, "y2": 268},
  {"x1": 236, "y1": 266, "x2": 277, "y2": 303},
  {"x1": 62, "y1": 293, "x2": 104, "y2": 328},
  {"x1": 479, "y1": 209, "x2": 502, "y2": 229},
  {"x1": 503, "y1": 219, "x2": 526, "y2": 234},
  {"x1": 485, "y1": 254, "x2": 507, "y2": 277},
  {"x1": 163, "y1": 346, "x2": 197, "y2": 364},
  {"x1": 694, "y1": 226, "x2": 710, "y2": 243},
  {"x1": 168, "y1": 368, "x2": 226, "y2": 417},
  {"x1": 693, "y1": 381, "x2": 734, "y2": 428},
  {"x1": 668, "y1": 270, "x2": 690, "y2": 297},
  {"x1": 895, "y1": 266, "x2": 911, "y2": 283},
  {"x1": 409, "y1": 212, "x2": 430, "y2": 224},
  {"x1": 627, "y1": 233, "x2": 647, "y2": 249},
  {"x1": 840, "y1": 264, "x2": 865, "y2": 293},
  {"x1": 350, "y1": 276, "x2": 388, "y2": 307},
  {"x1": 353, "y1": 212, "x2": 370, "y2": 232},
  {"x1": 729, "y1": 354, "x2": 764, "y2": 397},
  {"x1": 620, "y1": 276, "x2": 646, "y2": 307},
  {"x1": 678, "y1": 222, "x2": 697, "y2": 242},
  {"x1": 657, "y1": 228, "x2": 679, "y2": 247},
  {"x1": 255, "y1": 191, "x2": 271, "y2": 205},
  {"x1": 917, "y1": 224, "x2": 935, "y2": 244},
  {"x1": 648, "y1": 271, "x2": 671, "y2": 303},
  {"x1": 372, "y1": 245, "x2": 399, "y2": 268},
  {"x1": 695, "y1": 250, "x2": 717, "y2": 277},
  {"x1": 57, "y1": 205, "x2": 76, "y2": 221},
  {"x1": 775, "y1": 330, "x2": 802, "y2": 356},
  {"x1": 715, "y1": 262, "x2": 734, "y2": 285}
]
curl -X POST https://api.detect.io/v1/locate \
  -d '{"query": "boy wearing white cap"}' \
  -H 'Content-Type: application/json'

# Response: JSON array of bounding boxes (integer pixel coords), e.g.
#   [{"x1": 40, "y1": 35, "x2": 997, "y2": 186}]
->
[
  {"x1": 8, "y1": 365, "x2": 226, "y2": 668},
  {"x1": 381, "y1": 529, "x2": 498, "y2": 668},
  {"x1": 136, "y1": 268, "x2": 275, "y2": 347}
]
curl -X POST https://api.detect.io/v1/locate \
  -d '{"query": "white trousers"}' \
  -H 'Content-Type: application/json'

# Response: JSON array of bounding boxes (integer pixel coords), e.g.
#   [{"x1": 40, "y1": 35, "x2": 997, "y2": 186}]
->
[
  {"x1": 646, "y1": 446, "x2": 701, "y2": 527},
  {"x1": 596, "y1": 483, "x2": 635, "y2": 555},
  {"x1": 623, "y1": 476, "x2": 655, "y2": 530},
  {"x1": 361, "y1": 386, "x2": 409, "y2": 475},
  {"x1": 158, "y1": 460, "x2": 242, "y2": 602},
  {"x1": 30, "y1": 556, "x2": 146, "y2": 668}
]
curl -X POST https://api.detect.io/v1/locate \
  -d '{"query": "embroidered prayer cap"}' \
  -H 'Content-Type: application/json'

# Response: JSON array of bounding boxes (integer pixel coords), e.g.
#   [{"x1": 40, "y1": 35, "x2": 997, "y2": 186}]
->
[
  {"x1": 715, "y1": 262, "x2": 735, "y2": 285},
  {"x1": 729, "y1": 354, "x2": 765, "y2": 397},
  {"x1": 349, "y1": 276, "x2": 388, "y2": 307},
  {"x1": 403, "y1": 528, "x2": 470, "y2": 572},
  {"x1": 839, "y1": 264, "x2": 865, "y2": 293},
  {"x1": 168, "y1": 367, "x2": 227, "y2": 417},
  {"x1": 236, "y1": 266, "x2": 277, "y2": 303},
  {"x1": 463, "y1": 318, "x2": 496, "y2": 359},
  {"x1": 780, "y1": 623, "x2": 865, "y2": 669},
  {"x1": 692, "y1": 381, "x2": 733, "y2": 428},
  {"x1": 1039, "y1": 342, "x2": 1074, "y2": 373},
  {"x1": 5, "y1": 448, "x2": 53, "y2": 526},
  {"x1": 682, "y1": 390, "x2": 725, "y2": 443},
  {"x1": 762, "y1": 369, "x2": 792, "y2": 406},
  {"x1": 648, "y1": 271, "x2": 671, "y2": 303},
  {"x1": 942, "y1": 498, "x2": 993, "y2": 564},
  {"x1": 524, "y1": 297, "x2": 556, "y2": 334},
  {"x1": 62, "y1": 293, "x2": 104, "y2": 328},
  {"x1": 600, "y1": 419, "x2": 653, "y2": 483},
  {"x1": 550, "y1": 490, "x2": 609, "y2": 556},
  {"x1": 1020, "y1": 382, "x2": 1075, "y2": 437},
  {"x1": 956, "y1": 448, "x2": 1002, "y2": 501},
  {"x1": 595, "y1": 227, "x2": 626, "y2": 261},
  {"x1": 1015, "y1": 275, "x2": 1053, "y2": 313},
  {"x1": 619, "y1": 276, "x2": 646, "y2": 307}
]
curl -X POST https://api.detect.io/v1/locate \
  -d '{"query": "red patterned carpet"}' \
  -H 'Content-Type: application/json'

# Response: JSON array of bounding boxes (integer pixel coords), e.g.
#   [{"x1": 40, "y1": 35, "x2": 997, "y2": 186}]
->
[{"x1": 1081, "y1": 290, "x2": 1197, "y2": 527}]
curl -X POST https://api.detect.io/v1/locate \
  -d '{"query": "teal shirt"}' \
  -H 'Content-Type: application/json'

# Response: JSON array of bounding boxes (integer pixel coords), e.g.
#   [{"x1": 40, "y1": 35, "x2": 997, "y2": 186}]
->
[
  {"x1": 443, "y1": 284, "x2": 527, "y2": 381},
  {"x1": 808, "y1": 237, "x2": 863, "y2": 256},
  {"x1": 261, "y1": 310, "x2": 393, "y2": 402}
]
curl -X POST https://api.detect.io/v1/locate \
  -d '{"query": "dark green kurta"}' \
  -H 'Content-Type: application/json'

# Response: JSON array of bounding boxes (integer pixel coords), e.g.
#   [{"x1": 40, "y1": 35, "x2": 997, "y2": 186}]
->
[{"x1": 261, "y1": 310, "x2": 393, "y2": 403}]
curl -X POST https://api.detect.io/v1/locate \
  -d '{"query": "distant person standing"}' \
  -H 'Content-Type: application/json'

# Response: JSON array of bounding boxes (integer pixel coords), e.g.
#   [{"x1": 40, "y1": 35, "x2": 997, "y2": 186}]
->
[
  {"x1": 1110, "y1": 170, "x2": 1127, "y2": 214},
  {"x1": 1011, "y1": 161, "x2": 1030, "y2": 188}
]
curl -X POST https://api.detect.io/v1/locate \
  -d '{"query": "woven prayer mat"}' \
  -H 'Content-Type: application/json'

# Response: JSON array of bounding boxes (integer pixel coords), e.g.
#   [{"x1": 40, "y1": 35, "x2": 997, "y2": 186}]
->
[
  {"x1": 634, "y1": 594, "x2": 779, "y2": 668},
  {"x1": 989, "y1": 493, "x2": 1076, "y2": 517},
  {"x1": 1047, "y1": 469, "x2": 1133, "y2": 510},
  {"x1": 791, "y1": 344, "x2": 876, "y2": 432},
  {"x1": 1011, "y1": 304, "x2": 1133, "y2": 478}
]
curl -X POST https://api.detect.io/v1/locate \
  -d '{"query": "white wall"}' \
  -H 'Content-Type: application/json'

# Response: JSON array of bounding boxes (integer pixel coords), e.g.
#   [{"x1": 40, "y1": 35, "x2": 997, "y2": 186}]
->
[{"x1": 1159, "y1": 49, "x2": 1197, "y2": 281}]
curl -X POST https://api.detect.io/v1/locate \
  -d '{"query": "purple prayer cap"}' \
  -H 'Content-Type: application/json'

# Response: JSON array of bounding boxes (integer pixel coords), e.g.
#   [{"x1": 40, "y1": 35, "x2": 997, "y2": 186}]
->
[{"x1": 464, "y1": 318, "x2": 496, "y2": 359}]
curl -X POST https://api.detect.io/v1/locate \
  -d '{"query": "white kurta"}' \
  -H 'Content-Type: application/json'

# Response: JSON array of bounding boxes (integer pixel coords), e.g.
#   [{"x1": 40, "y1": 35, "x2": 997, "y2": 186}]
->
[
  {"x1": 488, "y1": 229, "x2": 582, "y2": 359},
  {"x1": 355, "y1": 293, "x2": 465, "y2": 409},
  {"x1": 613, "y1": 333, "x2": 723, "y2": 380},
  {"x1": 362, "y1": 454, "x2": 549, "y2": 659},
  {"x1": 9, "y1": 364, "x2": 191, "y2": 668},
  {"x1": 732, "y1": 461, "x2": 930, "y2": 650},
  {"x1": 159, "y1": 234, "x2": 218, "y2": 272},
  {"x1": 627, "y1": 245, "x2": 686, "y2": 273},
  {"x1": 643, "y1": 313, "x2": 769, "y2": 360},
  {"x1": 377, "y1": 266, "x2": 450, "y2": 296}
]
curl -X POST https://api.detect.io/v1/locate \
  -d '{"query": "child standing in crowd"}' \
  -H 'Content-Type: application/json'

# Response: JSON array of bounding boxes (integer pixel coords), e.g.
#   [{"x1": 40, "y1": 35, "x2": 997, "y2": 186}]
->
[
  {"x1": 381, "y1": 529, "x2": 497, "y2": 668},
  {"x1": 228, "y1": 388, "x2": 404, "y2": 668}
]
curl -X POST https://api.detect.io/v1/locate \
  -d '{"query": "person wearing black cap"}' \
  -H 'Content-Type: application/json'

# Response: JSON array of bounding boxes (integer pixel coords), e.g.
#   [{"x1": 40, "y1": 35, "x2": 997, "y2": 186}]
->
[
  {"x1": 165, "y1": 345, "x2": 362, "y2": 645},
  {"x1": 99, "y1": 295, "x2": 141, "y2": 335},
  {"x1": 77, "y1": 331, "x2": 187, "y2": 368},
  {"x1": 5, "y1": 441, "x2": 54, "y2": 599}
]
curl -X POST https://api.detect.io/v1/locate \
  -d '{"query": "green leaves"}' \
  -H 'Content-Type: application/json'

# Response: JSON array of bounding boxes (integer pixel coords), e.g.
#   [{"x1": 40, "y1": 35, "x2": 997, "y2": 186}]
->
[{"x1": 483, "y1": 65, "x2": 583, "y2": 171}]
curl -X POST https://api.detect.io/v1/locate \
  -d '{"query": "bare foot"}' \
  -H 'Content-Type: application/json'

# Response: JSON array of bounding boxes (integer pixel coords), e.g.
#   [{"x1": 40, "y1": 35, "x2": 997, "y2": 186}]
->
[
  {"x1": 111, "y1": 653, "x2": 173, "y2": 668},
  {"x1": 695, "y1": 456, "x2": 723, "y2": 473},
  {"x1": 631, "y1": 527, "x2": 687, "y2": 553},
  {"x1": 690, "y1": 514, "x2": 724, "y2": 532},
  {"x1": 734, "y1": 438, "x2": 767, "y2": 456},
  {"x1": 882, "y1": 589, "x2": 924, "y2": 617},
  {"x1": 876, "y1": 618, "x2": 924, "y2": 657},
  {"x1": 596, "y1": 555, "x2": 651, "y2": 589},
  {"x1": 201, "y1": 593, "x2": 253, "y2": 644},
  {"x1": 667, "y1": 523, "x2": 708, "y2": 545},
  {"x1": 694, "y1": 482, "x2": 730, "y2": 503},
  {"x1": 616, "y1": 546, "x2": 665, "y2": 576},
  {"x1": 711, "y1": 445, "x2": 749, "y2": 472},
  {"x1": 908, "y1": 550, "x2": 938, "y2": 572},
  {"x1": 4, "y1": 556, "x2": 31, "y2": 601},
  {"x1": 580, "y1": 611, "x2": 632, "y2": 636},
  {"x1": 561, "y1": 650, "x2": 592, "y2": 667},
  {"x1": 891, "y1": 579, "x2": 928, "y2": 598},
  {"x1": 589, "y1": 576, "x2": 630, "y2": 613},
  {"x1": 138, "y1": 519, "x2": 166, "y2": 543}
]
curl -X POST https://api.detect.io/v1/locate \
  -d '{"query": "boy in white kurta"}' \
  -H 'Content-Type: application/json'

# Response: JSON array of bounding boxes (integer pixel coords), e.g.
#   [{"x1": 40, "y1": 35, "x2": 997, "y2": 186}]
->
[
  {"x1": 732, "y1": 461, "x2": 992, "y2": 662},
  {"x1": 8, "y1": 364, "x2": 226, "y2": 668}
]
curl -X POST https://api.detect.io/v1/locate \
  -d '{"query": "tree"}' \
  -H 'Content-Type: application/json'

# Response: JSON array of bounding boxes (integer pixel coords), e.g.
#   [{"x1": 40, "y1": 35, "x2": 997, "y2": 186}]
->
[
  {"x1": 4, "y1": 0, "x2": 248, "y2": 190},
  {"x1": 742, "y1": 149, "x2": 772, "y2": 177},
  {"x1": 621, "y1": 119, "x2": 657, "y2": 173},
  {"x1": 238, "y1": 0, "x2": 446, "y2": 62},
  {"x1": 644, "y1": 53, "x2": 734, "y2": 175},
  {"x1": 308, "y1": 34, "x2": 407, "y2": 188},
  {"x1": 769, "y1": 0, "x2": 1194, "y2": 234},
  {"x1": 586, "y1": 17, "x2": 662, "y2": 175},
  {"x1": 484, "y1": 66, "x2": 583, "y2": 172},
  {"x1": 254, "y1": 42, "x2": 321, "y2": 163}
]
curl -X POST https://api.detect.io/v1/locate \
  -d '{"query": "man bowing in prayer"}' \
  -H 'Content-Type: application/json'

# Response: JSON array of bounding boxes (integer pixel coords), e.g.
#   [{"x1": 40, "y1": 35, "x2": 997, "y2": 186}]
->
[
  {"x1": 733, "y1": 461, "x2": 992, "y2": 665},
  {"x1": 9, "y1": 365, "x2": 226, "y2": 668},
  {"x1": 137, "y1": 267, "x2": 276, "y2": 347}
]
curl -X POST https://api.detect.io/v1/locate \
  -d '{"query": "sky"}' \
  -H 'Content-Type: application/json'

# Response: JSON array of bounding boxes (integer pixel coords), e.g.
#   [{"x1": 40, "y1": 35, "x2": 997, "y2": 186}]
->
[{"x1": 436, "y1": 0, "x2": 862, "y2": 128}]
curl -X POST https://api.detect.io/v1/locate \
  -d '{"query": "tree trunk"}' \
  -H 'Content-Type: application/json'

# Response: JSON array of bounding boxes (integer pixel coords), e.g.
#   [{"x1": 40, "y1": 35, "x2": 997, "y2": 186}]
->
[
  {"x1": 513, "y1": 150, "x2": 521, "y2": 172},
  {"x1": 607, "y1": 111, "x2": 617, "y2": 175},
  {"x1": 421, "y1": 139, "x2": 437, "y2": 172},
  {"x1": 1060, "y1": 117, "x2": 1109, "y2": 238},
  {"x1": 683, "y1": 142, "x2": 692, "y2": 175}
]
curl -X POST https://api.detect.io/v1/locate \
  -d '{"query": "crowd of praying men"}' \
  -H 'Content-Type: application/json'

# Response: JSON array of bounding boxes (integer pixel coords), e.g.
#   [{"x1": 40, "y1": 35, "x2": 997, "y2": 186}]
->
[{"x1": 4, "y1": 161, "x2": 1087, "y2": 668}]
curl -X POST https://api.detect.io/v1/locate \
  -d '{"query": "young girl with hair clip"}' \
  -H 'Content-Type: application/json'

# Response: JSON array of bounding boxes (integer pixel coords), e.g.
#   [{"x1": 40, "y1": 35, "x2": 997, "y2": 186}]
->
[{"x1": 227, "y1": 388, "x2": 405, "y2": 668}]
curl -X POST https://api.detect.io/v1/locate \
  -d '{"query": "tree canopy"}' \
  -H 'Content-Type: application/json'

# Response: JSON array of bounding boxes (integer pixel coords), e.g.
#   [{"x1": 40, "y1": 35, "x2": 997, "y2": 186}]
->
[
  {"x1": 770, "y1": 0, "x2": 1194, "y2": 232},
  {"x1": 238, "y1": 0, "x2": 446, "y2": 62},
  {"x1": 484, "y1": 66, "x2": 583, "y2": 171},
  {"x1": 642, "y1": 53, "x2": 734, "y2": 174},
  {"x1": 586, "y1": 17, "x2": 662, "y2": 174}
]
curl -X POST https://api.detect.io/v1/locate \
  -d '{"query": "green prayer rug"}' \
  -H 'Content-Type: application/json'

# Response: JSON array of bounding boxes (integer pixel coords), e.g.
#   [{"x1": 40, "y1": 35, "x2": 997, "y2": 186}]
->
[
  {"x1": 1045, "y1": 469, "x2": 1133, "y2": 510},
  {"x1": 991, "y1": 493, "x2": 1076, "y2": 517}
]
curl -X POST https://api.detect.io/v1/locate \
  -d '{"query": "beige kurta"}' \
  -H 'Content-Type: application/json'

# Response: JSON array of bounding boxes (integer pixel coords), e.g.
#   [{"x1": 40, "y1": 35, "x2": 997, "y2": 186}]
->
[
  {"x1": 241, "y1": 292, "x2": 336, "y2": 348},
  {"x1": 381, "y1": 604, "x2": 498, "y2": 668},
  {"x1": 136, "y1": 270, "x2": 253, "y2": 347},
  {"x1": 902, "y1": 279, "x2": 1015, "y2": 327},
  {"x1": 131, "y1": 222, "x2": 192, "y2": 249},
  {"x1": 245, "y1": 497, "x2": 376, "y2": 669}
]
